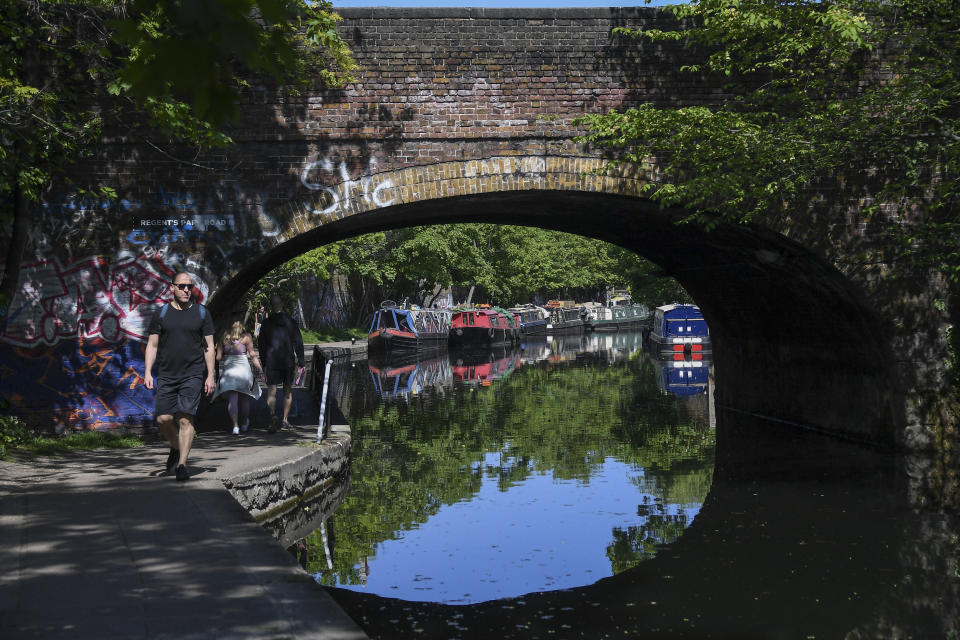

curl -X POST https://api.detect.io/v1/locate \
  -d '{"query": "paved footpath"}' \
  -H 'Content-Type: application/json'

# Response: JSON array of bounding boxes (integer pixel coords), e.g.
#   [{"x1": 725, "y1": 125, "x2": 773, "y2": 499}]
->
[{"x1": 0, "y1": 421, "x2": 369, "y2": 640}]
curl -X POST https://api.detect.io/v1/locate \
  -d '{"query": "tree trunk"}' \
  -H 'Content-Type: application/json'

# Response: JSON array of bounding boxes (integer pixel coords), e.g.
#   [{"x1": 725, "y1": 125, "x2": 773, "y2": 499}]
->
[
  {"x1": 311, "y1": 281, "x2": 330, "y2": 328},
  {"x1": 0, "y1": 178, "x2": 32, "y2": 334},
  {"x1": 465, "y1": 284, "x2": 475, "y2": 306}
]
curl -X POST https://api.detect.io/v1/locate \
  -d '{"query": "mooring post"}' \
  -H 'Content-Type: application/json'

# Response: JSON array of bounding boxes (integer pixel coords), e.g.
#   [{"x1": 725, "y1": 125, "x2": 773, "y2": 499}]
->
[{"x1": 317, "y1": 357, "x2": 333, "y2": 443}]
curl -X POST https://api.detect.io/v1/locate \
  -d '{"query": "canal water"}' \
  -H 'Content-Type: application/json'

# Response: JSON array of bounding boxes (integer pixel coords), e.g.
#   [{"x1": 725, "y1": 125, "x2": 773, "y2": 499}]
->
[{"x1": 273, "y1": 331, "x2": 959, "y2": 639}]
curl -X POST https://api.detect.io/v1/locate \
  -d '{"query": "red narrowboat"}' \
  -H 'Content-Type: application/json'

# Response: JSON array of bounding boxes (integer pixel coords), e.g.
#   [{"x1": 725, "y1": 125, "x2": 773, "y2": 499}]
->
[{"x1": 449, "y1": 307, "x2": 520, "y2": 348}]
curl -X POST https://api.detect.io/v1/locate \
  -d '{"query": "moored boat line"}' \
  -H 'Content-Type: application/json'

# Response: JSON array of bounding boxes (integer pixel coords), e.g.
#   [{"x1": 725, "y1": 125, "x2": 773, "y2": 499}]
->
[{"x1": 366, "y1": 290, "x2": 703, "y2": 357}]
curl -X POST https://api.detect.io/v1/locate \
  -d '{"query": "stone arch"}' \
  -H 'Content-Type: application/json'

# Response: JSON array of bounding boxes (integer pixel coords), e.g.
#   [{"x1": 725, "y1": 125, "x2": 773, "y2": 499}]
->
[{"x1": 209, "y1": 156, "x2": 900, "y2": 448}]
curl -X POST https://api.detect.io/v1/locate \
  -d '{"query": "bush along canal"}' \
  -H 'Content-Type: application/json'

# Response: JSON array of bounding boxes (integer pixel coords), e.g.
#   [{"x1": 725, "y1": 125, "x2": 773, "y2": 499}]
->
[{"x1": 265, "y1": 331, "x2": 959, "y2": 640}]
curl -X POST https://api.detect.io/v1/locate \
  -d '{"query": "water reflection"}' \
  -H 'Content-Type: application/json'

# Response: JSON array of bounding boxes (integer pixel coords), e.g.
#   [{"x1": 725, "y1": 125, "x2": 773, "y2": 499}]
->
[
  {"x1": 294, "y1": 331, "x2": 715, "y2": 605},
  {"x1": 367, "y1": 352, "x2": 452, "y2": 401},
  {"x1": 281, "y1": 333, "x2": 958, "y2": 639},
  {"x1": 450, "y1": 345, "x2": 520, "y2": 387}
]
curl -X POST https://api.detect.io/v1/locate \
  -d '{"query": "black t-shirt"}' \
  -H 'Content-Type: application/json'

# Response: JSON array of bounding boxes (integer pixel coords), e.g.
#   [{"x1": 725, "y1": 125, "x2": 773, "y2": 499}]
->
[
  {"x1": 148, "y1": 303, "x2": 215, "y2": 379},
  {"x1": 258, "y1": 312, "x2": 304, "y2": 371}
]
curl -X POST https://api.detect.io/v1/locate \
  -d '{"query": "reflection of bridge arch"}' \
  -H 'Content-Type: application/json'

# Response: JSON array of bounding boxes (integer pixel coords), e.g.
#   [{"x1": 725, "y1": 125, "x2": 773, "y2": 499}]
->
[
  {"x1": 212, "y1": 176, "x2": 896, "y2": 448},
  {"x1": 330, "y1": 424, "x2": 952, "y2": 638}
]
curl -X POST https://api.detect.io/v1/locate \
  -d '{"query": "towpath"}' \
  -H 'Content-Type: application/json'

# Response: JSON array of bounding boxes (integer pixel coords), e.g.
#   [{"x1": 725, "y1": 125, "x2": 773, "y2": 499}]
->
[{"x1": 0, "y1": 342, "x2": 369, "y2": 639}]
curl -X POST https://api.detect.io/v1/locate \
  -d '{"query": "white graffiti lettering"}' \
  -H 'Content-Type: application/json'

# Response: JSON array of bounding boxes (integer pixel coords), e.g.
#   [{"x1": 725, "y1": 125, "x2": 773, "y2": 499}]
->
[{"x1": 301, "y1": 157, "x2": 396, "y2": 217}]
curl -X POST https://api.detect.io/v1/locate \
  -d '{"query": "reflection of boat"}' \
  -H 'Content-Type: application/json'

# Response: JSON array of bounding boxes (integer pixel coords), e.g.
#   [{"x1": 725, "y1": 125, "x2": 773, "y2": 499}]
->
[
  {"x1": 546, "y1": 306, "x2": 585, "y2": 334},
  {"x1": 647, "y1": 304, "x2": 711, "y2": 356},
  {"x1": 368, "y1": 352, "x2": 452, "y2": 401},
  {"x1": 451, "y1": 346, "x2": 521, "y2": 387},
  {"x1": 654, "y1": 354, "x2": 711, "y2": 397},
  {"x1": 545, "y1": 333, "x2": 585, "y2": 363},
  {"x1": 583, "y1": 288, "x2": 649, "y2": 332},
  {"x1": 367, "y1": 302, "x2": 451, "y2": 354},
  {"x1": 449, "y1": 307, "x2": 520, "y2": 348},
  {"x1": 519, "y1": 337, "x2": 552, "y2": 364},
  {"x1": 582, "y1": 330, "x2": 644, "y2": 363}
]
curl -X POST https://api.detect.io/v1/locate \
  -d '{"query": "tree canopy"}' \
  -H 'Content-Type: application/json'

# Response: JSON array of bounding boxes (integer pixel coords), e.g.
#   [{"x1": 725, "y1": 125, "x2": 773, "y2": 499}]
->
[
  {"x1": 576, "y1": 0, "x2": 959, "y2": 289},
  {"x1": 243, "y1": 224, "x2": 693, "y2": 328}
]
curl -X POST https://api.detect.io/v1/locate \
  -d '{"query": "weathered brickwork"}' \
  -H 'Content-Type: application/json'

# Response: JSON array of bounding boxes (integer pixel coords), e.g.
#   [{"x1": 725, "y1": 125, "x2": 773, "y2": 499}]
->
[{"x1": 0, "y1": 9, "x2": 954, "y2": 462}]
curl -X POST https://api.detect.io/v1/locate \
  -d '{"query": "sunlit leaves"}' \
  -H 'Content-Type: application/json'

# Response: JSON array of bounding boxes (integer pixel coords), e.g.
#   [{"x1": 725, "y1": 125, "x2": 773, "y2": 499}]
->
[{"x1": 580, "y1": 0, "x2": 960, "y2": 288}]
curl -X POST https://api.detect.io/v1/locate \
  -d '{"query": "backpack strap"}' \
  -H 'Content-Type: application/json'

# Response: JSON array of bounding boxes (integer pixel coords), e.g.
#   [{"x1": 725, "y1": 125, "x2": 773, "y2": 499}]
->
[{"x1": 160, "y1": 302, "x2": 205, "y2": 321}]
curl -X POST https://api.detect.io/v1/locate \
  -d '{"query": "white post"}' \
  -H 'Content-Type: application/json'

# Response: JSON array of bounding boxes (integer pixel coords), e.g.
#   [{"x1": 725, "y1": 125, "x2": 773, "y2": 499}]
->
[{"x1": 317, "y1": 359, "x2": 332, "y2": 443}]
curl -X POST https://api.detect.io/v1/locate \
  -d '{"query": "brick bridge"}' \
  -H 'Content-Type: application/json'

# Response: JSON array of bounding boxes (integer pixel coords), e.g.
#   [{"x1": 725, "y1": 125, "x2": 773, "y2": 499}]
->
[{"x1": 0, "y1": 8, "x2": 953, "y2": 456}]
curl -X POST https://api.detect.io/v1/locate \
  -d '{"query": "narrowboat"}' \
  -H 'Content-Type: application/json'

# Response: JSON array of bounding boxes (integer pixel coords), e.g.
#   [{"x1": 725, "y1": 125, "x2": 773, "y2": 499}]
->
[
  {"x1": 546, "y1": 306, "x2": 585, "y2": 333},
  {"x1": 367, "y1": 302, "x2": 451, "y2": 354},
  {"x1": 507, "y1": 304, "x2": 550, "y2": 335},
  {"x1": 583, "y1": 289, "x2": 649, "y2": 331},
  {"x1": 646, "y1": 303, "x2": 711, "y2": 356},
  {"x1": 449, "y1": 307, "x2": 520, "y2": 348}
]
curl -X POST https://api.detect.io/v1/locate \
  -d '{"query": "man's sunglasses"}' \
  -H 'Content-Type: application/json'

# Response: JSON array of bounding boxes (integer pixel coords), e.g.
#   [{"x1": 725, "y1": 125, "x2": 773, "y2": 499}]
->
[{"x1": 174, "y1": 283, "x2": 195, "y2": 291}]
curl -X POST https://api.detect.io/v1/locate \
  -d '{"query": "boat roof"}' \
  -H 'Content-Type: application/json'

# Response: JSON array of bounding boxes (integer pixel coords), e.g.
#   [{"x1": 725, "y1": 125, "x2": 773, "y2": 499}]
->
[
  {"x1": 656, "y1": 304, "x2": 704, "y2": 317},
  {"x1": 656, "y1": 303, "x2": 700, "y2": 312}
]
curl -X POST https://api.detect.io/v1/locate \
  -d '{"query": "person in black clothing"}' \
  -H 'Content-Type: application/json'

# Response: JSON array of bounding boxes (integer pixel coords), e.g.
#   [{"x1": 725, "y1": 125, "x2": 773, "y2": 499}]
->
[
  {"x1": 258, "y1": 294, "x2": 305, "y2": 432},
  {"x1": 144, "y1": 272, "x2": 215, "y2": 480}
]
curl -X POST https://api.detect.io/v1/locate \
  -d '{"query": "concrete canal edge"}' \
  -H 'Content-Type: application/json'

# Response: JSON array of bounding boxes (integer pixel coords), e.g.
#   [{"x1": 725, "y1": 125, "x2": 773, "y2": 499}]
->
[
  {"x1": 221, "y1": 423, "x2": 352, "y2": 522},
  {"x1": 213, "y1": 420, "x2": 363, "y2": 638}
]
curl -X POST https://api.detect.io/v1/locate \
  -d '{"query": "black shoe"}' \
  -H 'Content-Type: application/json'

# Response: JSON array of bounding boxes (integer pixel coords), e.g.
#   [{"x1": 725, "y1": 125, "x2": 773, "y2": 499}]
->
[
  {"x1": 268, "y1": 416, "x2": 280, "y2": 434},
  {"x1": 166, "y1": 448, "x2": 180, "y2": 474},
  {"x1": 175, "y1": 464, "x2": 189, "y2": 482}
]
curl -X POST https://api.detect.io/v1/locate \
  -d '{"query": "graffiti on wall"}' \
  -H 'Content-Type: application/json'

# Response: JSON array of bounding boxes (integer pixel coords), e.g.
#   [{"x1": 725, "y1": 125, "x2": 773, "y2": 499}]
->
[
  {"x1": 2, "y1": 253, "x2": 182, "y2": 347},
  {"x1": 0, "y1": 338, "x2": 155, "y2": 429},
  {"x1": 0, "y1": 252, "x2": 202, "y2": 429}
]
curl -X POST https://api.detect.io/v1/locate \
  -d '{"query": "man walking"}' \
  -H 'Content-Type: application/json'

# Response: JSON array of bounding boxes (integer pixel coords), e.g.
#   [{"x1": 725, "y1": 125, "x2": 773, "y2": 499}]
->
[
  {"x1": 258, "y1": 294, "x2": 305, "y2": 433},
  {"x1": 144, "y1": 272, "x2": 216, "y2": 481}
]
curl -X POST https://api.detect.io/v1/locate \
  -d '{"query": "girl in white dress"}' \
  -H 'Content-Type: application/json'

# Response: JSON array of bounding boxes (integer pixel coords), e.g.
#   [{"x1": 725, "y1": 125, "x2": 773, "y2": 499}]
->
[{"x1": 213, "y1": 321, "x2": 264, "y2": 434}]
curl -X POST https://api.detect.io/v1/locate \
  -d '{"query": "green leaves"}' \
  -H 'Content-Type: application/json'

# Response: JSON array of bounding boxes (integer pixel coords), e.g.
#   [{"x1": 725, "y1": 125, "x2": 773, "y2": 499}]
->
[
  {"x1": 108, "y1": 0, "x2": 356, "y2": 127},
  {"x1": 581, "y1": 0, "x2": 960, "y2": 287}
]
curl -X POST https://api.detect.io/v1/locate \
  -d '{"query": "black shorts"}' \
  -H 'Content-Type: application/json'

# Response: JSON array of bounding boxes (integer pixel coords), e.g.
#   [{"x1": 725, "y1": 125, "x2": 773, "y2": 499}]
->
[
  {"x1": 155, "y1": 376, "x2": 203, "y2": 417},
  {"x1": 265, "y1": 365, "x2": 295, "y2": 387}
]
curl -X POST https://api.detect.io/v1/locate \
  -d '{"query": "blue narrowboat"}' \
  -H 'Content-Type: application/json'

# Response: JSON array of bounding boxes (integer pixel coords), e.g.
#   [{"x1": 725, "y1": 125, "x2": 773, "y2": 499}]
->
[
  {"x1": 367, "y1": 302, "x2": 451, "y2": 354},
  {"x1": 647, "y1": 304, "x2": 711, "y2": 356},
  {"x1": 508, "y1": 304, "x2": 550, "y2": 335}
]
